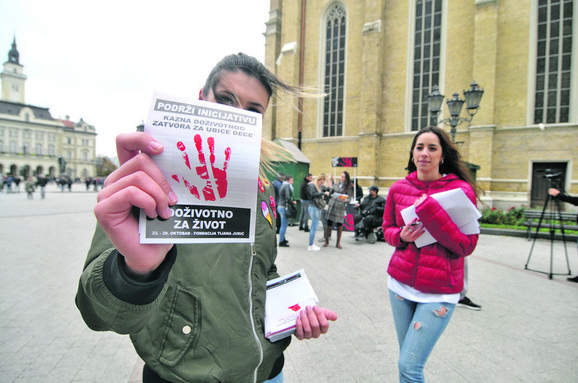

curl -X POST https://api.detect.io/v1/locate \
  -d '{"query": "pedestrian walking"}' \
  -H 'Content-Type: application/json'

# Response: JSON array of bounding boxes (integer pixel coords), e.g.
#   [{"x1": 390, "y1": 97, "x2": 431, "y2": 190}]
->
[{"x1": 382, "y1": 126, "x2": 482, "y2": 383}]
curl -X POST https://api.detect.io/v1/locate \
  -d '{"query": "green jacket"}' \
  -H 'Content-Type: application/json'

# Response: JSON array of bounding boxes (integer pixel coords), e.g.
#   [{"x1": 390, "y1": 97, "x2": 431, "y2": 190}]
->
[{"x1": 76, "y1": 182, "x2": 290, "y2": 383}]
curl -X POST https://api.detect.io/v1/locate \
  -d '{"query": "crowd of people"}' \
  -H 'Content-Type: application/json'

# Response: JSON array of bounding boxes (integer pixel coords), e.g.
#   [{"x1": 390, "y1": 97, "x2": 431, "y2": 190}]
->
[
  {"x1": 1, "y1": 175, "x2": 106, "y2": 199},
  {"x1": 273, "y1": 170, "x2": 388, "y2": 251}
]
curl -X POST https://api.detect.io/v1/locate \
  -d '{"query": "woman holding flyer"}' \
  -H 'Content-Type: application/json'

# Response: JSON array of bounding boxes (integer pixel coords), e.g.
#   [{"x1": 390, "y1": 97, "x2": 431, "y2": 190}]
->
[
  {"x1": 382, "y1": 126, "x2": 482, "y2": 383},
  {"x1": 75, "y1": 53, "x2": 337, "y2": 383}
]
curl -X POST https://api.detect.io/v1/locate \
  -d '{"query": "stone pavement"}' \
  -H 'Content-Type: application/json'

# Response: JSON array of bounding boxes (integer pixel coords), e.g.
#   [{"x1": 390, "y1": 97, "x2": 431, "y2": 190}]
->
[{"x1": 1, "y1": 184, "x2": 577, "y2": 382}]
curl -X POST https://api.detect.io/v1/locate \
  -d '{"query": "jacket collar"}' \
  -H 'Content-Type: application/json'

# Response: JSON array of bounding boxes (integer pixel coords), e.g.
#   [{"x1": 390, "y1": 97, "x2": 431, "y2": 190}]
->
[{"x1": 406, "y1": 171, "x2": 460, "y2": 191}]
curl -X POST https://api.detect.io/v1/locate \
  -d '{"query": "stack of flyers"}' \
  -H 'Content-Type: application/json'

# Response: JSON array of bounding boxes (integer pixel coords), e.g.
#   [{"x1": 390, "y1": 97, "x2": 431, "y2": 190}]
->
[{"x1": 265, "y1": 269, "x2": 319, "y2": 342}]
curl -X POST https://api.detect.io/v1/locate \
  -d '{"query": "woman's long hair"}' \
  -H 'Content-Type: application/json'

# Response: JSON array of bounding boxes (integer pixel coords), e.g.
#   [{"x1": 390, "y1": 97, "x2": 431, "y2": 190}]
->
[
  {"x1": 407, "y1": 126, "x2": 483, "y2": 201},
  {"x1": 339, "y1": 171, "x2": 352, "y2": 195},
  {"x1": 314, "y1": 174, "x2": 326, "y2": 192},
  {"x1": 201, "y1": 53, "x2": 300, "y2": 181}
]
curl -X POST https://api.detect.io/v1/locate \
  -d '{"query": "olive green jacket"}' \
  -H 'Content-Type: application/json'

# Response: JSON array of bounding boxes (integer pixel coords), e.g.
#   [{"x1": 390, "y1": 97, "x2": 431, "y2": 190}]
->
[{"x1": 75, "y1": 183, "x2": 290, "y2": 383}]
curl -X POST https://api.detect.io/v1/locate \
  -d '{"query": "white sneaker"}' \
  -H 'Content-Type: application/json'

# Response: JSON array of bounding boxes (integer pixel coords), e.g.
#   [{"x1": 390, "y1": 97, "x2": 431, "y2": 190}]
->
[{"x1": 307, "y1": 244, "x2": 320, "y2": 251}]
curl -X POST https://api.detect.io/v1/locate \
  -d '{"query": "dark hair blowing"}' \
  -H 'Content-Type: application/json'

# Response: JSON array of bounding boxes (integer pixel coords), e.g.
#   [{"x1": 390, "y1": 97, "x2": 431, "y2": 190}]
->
[
  {"x1": 202, "y1": 52, "x2": 296, "y2": 100},
  {"x1": 407, "y1": 126, "x2": 482, "y2": 200}
]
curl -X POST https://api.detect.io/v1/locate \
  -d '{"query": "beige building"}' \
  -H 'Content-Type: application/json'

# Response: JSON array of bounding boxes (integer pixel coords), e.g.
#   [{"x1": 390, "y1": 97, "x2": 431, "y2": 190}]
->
[
  {"x1": 263, "y1": 0, "x2": 577, "y2": 209},
  {"x1": 0, "y1": 38, "x2": 97, "y2": 181}
]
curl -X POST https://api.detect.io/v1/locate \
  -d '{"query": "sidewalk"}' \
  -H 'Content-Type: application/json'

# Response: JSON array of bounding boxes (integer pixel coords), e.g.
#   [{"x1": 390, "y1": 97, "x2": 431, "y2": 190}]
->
[{"x1": 1, "y1": 187, "x2": 577, "y2": 382}]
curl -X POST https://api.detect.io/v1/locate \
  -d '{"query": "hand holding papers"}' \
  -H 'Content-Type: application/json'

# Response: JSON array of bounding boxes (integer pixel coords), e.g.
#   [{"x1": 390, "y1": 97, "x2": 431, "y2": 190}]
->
[
  {"x1": 139, "y1": 93, "x2": 263, "y2": 244},
  {"x1": 401, "y1": 188, "x2": 481, "y2": 248},
  {"x1": 265, "y1": 269, "x2": 319, "y2": 342}
]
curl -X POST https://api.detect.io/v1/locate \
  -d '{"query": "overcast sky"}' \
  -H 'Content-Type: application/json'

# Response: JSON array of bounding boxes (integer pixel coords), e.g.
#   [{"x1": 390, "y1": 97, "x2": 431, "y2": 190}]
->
[{"x1": 0, "y1": 0, "x2": 270, "y2": 158}]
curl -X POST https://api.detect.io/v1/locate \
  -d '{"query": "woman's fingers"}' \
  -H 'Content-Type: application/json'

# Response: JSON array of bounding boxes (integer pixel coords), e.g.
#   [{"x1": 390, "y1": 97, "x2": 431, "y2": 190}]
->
[
  {"x1": 116, "y1": 132, "x2": 164, "y2": 165},
  {"x1": 103, "y1": 152, "x2": 177, "y2": 205}
]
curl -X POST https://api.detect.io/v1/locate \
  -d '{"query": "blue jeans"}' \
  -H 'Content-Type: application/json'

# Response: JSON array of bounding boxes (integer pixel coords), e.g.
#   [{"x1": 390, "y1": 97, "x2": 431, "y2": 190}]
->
[
  {"x1": 263, "y1": 371, "x2": 284, "y2": 383},
  {"x1": 299, "y1": 199, "x2": 310, "y2": 228},
  {"x1": 308, "y1": 205, "x2": 320, "y2": 245},
  {"x1": 278, "y1": 206, "x2": 288, "y2": 242},
  {"x1": 388, "y1": 290, "x2": 455, "y2": 383}
]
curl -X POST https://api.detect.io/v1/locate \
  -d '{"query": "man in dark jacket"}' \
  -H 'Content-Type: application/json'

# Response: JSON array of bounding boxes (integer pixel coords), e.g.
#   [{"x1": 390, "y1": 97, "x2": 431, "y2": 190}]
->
[
  {"x1": 353, "y1": 186, "x2": 386, "y2": 238},
  {"x1": 272, "y1": 172, "x2": 284, "y2": 233},
  {"x1": 299, "y1": 174, "x2": 312, "y2": 231}
]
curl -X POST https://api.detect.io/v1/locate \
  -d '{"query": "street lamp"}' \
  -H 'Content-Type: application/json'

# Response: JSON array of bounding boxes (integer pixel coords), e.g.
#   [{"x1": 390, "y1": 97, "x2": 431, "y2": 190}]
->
[{"x1": 426, "y1": 81, "x2": 484, "y2": 142}]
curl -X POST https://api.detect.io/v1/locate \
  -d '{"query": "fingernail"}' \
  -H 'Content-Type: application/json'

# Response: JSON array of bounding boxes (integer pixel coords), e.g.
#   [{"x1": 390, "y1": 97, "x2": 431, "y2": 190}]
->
[
  {"x1": 150, "y1": 141, "x2": 163, "y2": 151},
  {"x1": 163, "y1": 207, "x2": 173, "y2": 219},
  {"x1": 168, "y1": 191, "x2": 178, "y2": 205}
]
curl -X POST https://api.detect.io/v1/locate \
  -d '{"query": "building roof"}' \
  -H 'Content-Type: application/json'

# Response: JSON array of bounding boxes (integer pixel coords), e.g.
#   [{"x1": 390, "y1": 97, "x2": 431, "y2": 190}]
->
[
  {"x1": 0, "y1": 100, "x2": 54, "y2": 121},
  {"x1": 275, "y1": 139, "x2": 311, "y2": 164},
  {"x1": 54, "y1": 118, "x2": 75, "y2": 128}
]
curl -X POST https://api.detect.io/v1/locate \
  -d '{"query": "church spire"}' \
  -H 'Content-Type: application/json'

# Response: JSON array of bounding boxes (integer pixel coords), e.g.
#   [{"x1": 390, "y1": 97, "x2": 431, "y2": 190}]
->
[{"x1": 8, "y1": 36, "x2": 20, "y2": 65}]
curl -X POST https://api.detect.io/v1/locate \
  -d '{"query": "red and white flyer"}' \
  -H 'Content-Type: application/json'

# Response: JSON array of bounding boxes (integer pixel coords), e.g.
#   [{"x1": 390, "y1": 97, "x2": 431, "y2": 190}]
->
[
  {"x1": 265, "y1": 269, "x2": 319, "y2": 342},
  {"x1": 139, "y1": 93, "x2": 262, "y2": 244}
]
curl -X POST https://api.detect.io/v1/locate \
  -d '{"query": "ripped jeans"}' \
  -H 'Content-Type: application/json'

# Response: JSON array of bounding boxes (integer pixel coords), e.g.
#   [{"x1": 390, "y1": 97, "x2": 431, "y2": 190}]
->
[{"x1": 388, "y1": 290, "x2": 455, "y2": 383}]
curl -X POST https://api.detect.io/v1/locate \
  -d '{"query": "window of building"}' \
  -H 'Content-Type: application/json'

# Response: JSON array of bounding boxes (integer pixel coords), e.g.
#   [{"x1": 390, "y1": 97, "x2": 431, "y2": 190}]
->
[
  {"x1": 0, "y1": 140, "x2": 3, "y2": 153},
  {"x1": 534, "y1": 0, "x2": 574, "y2": 124},
  {"x1": 23, "y1": 143, "x2": 30, "y2": 156},
  {"x1": 48, "y1": 144, "x2": 55, "y2": 156},
  {"x1": 411, "y1": 0, "x2": 443, "y2": 131},
  {"x1": 36, "y1": 143, "x2": 43, "y2": 156},
  {"x1": 9, "y1": 141, "x2": 16, "y2": 154},
  {"x1": 322, "y1": 3, "x2": 347, "y2": 137}
]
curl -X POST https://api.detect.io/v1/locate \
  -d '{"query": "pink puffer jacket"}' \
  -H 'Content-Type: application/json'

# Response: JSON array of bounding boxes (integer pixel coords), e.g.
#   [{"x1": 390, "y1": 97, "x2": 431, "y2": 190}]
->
[{"x1": 382, "y1": 172, "x2": 479, "y2": 294}]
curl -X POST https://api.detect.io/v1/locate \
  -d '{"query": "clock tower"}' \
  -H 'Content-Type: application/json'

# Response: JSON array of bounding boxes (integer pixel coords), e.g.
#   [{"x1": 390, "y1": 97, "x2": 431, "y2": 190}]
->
[{"x1": 1, "y1": 37, "x2": 27, "y2": 103}]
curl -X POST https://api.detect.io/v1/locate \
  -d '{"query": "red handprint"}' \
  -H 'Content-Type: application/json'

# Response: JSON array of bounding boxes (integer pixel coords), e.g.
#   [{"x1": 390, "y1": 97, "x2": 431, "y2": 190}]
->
[{"x1": 171, "y1": 134, "x2": 231, "y2": 201}]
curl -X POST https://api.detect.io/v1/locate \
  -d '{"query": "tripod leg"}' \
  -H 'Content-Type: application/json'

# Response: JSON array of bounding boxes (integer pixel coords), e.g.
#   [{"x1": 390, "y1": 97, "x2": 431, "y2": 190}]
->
[{"x1": 525, "y1": 194, "x2": 551, "y2": 268}]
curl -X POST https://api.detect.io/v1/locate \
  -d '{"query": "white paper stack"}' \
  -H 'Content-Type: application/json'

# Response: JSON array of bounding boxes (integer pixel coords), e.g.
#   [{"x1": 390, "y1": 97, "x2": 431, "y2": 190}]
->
[
  {"x1": 265, "y1": 269, "x2": 319, "y2": 342},
  {"x1": 401, "y1": 188, "x2": 482, "y2": 248}
]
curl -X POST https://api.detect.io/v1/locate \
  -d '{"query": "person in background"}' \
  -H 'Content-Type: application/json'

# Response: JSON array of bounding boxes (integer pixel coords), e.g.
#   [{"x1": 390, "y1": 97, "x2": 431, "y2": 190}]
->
[
  {"x1": 273, "y1": 172, "x2": 285, "y2": 234},
  {"x1": 278, "y1": 174, "x2": 295, "y2": 247},
  {"x1": 75, "y1": 53, "x2": 337, "y2": 383},
  {"x1": 549, "y1": 187, "x2": 578, "y2": 283},
  {"x1": 323, "y1": 171, "x2": 353, "y2": 249},
  {"x1": 382, "y1": 126, "x2": 482, "y2": 383},
  {"x1": 353, "y1": 185, "x2": 386, "y2": 239},
  {"x1": 13, "y1": 176, "x2": 21, "y2": 193},
  {"x1": 25, "y1": 176, "x2": 35, "y2": 199},
  {"x1": 307, "y1": 174, "x2": 329, "y2": 251},
  {"x1": 299, "y1": 173, "x2": 312, "y2": 232},
  {"x1": 37, "y1": 175, "x2": 49, "y2": 199},
  {"x1": 351, "y1": 178, "x2": 363, "y2": 204},
  {"x1": 318, "y1": 173, "x2": 333, "y2": 243}
]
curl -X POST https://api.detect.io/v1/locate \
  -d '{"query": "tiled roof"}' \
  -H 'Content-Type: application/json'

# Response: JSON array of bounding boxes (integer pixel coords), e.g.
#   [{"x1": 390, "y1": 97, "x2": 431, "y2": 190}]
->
[{"x1": 0, "y1": 100, "x2": 54, "y2": 121}]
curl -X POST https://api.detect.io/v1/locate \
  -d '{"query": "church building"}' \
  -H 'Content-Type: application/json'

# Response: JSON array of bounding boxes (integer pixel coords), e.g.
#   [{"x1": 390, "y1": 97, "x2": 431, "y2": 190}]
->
[
  {"x1": 263, "y1": 0, "x2": 577, "y2": 209},
  {"x1": 0, "y1": 38, "x2": 97, "y2": 181}
]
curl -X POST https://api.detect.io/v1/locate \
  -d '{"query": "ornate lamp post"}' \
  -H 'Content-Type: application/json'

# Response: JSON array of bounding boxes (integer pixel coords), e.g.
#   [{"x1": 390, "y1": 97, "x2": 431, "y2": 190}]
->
[{"x1": 426, "y1": 81, "x2": 484, "y2": 142}]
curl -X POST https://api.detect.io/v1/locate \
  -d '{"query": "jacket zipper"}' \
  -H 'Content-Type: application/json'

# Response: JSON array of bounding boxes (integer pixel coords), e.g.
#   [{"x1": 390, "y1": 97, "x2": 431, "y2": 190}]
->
[{"x1": 248, "y1": 243, "x2": 263, "y2": 383}]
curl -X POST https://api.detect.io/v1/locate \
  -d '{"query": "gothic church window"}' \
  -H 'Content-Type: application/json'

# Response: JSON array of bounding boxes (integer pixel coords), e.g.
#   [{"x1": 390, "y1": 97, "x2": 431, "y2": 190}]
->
[
  {"x1": 534, "y1": 0, "x2": 574, "y2": 124},
  {"x1": 411, "y1": 0, "x2": 443, "y2": 131},
  {"x1": 322, "y1": 3, "x2": 347, "y2": 137}
]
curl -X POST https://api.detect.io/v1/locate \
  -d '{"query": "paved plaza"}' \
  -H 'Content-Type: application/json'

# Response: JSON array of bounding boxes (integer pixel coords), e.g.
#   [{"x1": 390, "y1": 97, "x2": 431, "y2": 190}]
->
[{"x1": 1, "y1": 184, "x2": 577, "y2": 382}]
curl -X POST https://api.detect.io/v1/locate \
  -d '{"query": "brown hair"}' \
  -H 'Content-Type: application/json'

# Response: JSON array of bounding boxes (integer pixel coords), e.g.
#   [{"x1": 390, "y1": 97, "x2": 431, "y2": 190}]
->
[{"x1": 407, "y1": 126, "x2": 483, "y2": 201}]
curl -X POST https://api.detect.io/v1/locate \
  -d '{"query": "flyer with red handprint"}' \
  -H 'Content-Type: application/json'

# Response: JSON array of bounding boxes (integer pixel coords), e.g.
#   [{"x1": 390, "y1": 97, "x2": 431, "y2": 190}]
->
[{"x1": 139, "y1": 93, "x2": 262, "y2": 243}]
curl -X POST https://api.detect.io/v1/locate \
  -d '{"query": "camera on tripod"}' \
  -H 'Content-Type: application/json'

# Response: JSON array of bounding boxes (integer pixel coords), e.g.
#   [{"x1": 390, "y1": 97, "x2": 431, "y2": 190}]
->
[{"x1": 538, "y1": 169, "x2": 562, "y2": 187}]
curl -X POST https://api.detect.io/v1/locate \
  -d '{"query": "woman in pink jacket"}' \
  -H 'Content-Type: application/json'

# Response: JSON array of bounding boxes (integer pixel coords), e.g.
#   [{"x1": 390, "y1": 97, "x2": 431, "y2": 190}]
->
[{"x1": 382, "y1": 126, "x2": 482, "y2": 383}]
